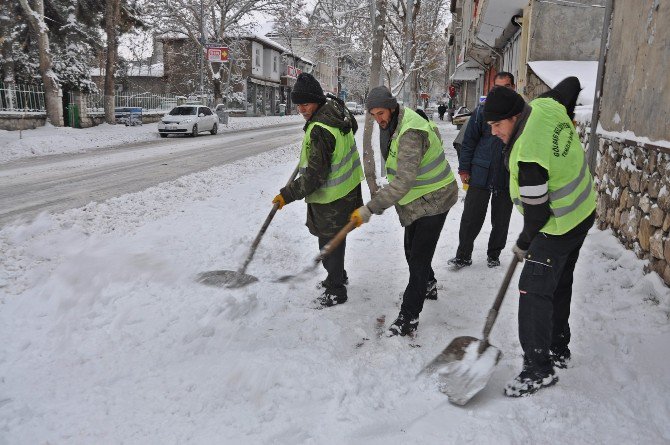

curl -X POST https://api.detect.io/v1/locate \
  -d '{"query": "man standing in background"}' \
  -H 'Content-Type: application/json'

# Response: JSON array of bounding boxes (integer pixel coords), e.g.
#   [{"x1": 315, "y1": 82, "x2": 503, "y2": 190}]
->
[{"x1": 448, "y1": 72, "x2": 516, "y2": 270}]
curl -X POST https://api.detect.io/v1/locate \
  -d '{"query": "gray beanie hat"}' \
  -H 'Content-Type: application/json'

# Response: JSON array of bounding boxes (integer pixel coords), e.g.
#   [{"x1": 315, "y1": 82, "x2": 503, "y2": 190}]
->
[{"x1": 366, "y1": 86, "x2": 398, "y2": 111}]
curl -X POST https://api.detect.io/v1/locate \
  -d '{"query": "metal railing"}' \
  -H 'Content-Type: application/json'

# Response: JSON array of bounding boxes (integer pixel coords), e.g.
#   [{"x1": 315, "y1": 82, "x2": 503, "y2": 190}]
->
[
  {"x1": 0, "y1": 83, "x2": 46, "y2": 112},
  {"x1": 80, "y1": 91, "x2": 180, "y2": 113}
]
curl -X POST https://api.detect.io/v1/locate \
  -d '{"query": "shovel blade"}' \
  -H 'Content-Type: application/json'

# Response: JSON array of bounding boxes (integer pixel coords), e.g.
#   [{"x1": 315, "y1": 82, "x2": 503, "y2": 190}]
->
[
  {"x1": 196, "y1": 270, "x2": 258, "y2": 288},
  {"x1": 424, "y1": 336, "x2": 502, "y2": 406}
]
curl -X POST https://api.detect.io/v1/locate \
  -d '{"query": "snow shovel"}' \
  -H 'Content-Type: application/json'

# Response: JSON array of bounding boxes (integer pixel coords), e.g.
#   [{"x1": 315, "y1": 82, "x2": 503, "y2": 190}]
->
[
  {"x1": 196, "y1": 165, "x2": 300, "y2": 288},
  {"x1": 420, "y1": 256, "x2": 520, "y2": 405},
  {"x1": 275, "y1": 220, "x2": 357, "y2": 283}
]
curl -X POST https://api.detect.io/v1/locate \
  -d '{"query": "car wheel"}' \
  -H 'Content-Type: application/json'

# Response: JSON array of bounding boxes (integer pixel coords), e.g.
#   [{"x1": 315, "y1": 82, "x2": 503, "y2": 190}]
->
[
  {"x1": 210, "y1": 123, "x2": 218, "y2": 135},
  {"x1": 160, "y1": 133, "x2": 167, "y2": 138},
  {"x1": 192, "y1": 124, "x2": 198, "y2": 137}
]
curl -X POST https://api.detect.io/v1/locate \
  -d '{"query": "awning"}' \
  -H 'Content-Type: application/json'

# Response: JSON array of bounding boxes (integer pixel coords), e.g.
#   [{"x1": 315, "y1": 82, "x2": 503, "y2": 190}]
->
[{"x1": 450, "y1": 60, "x2": 484, "y2": 81}]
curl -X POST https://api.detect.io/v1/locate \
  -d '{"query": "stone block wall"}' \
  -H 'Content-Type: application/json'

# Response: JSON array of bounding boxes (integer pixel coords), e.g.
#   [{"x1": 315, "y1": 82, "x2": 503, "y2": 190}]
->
[{"x1": 577, "y1": 125, "x2": 670, "y2": 286}]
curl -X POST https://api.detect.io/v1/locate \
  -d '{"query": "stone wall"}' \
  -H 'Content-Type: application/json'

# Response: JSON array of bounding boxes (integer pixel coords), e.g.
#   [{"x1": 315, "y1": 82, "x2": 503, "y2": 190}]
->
[
  {"x1": 0, "y1": 113, "x2": 47, "y2": 130},
  {"x1": 577, "y1": 125, "x2": 670, "y2": 286}
]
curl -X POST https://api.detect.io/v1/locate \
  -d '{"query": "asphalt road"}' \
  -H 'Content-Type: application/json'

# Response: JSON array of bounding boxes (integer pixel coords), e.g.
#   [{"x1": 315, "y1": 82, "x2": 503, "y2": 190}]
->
[{"x1": 0, "y1": 122, "x2": 306, "y2": 227}]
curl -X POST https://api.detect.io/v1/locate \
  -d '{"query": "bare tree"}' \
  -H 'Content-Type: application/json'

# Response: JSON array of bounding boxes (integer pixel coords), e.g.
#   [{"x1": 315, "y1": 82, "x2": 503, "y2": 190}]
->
[
  {"x1": 146, "y1": 0, "x2": 284, "y2": 103},
  {"x1": 362, "y1": 0, "x2": 388, "y2": 195},
  {"x1": 17, "y1": 0, "x2": 63, "y2": 125}
]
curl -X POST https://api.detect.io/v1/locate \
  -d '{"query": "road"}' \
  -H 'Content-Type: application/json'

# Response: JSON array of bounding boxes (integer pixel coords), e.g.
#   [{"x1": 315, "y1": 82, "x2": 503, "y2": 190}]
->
[{"x1": 0, "y1": 122, "x2": 306, "y2": 226}]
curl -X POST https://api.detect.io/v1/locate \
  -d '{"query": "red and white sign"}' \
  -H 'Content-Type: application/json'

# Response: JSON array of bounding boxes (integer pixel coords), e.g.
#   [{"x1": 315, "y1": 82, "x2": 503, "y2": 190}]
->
[
  {"x1": 207, "y1": 47, "x2": 229, "y2": 63},
  {"x1": 286, "y1": 65, "x2": 303, "y2": 79}
]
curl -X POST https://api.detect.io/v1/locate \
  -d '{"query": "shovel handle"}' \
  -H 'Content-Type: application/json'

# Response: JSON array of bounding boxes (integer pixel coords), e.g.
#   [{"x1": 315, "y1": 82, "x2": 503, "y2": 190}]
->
[
  {"x1": 238, "y1": 165, "x2": 300, "y2": 274},
  {"x1": 314, "y1": 221, "x2": 357, "y2": 264},
  {"x1": 481, "y1": 256, "x2": 520, "y2": 343}
]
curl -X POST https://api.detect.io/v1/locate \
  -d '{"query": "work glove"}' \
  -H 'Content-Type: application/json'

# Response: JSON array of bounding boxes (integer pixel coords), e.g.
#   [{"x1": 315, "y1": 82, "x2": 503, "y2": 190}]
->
[
  {"x1": 350, "y1": 206, "x2": 372, "y2": 227},
  {"x1": 458, "y1": 171, "x2": 470, "y2": 191},
  {"x1": 272, "y1": 194, "x2": 286, "y2": 210},
  {"x1": 512, "y1": 244, "x2": 527, "y2": 262}
]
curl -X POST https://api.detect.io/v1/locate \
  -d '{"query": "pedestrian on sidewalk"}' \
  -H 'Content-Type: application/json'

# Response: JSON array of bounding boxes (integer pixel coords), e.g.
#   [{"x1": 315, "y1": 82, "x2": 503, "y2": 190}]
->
[
  {"x1": 448, "y1": 72, "x2": 516, "y2": 270},
  {"x1": 272, "y1": 73, "x2": 364, "y2": 308},
  {"x1": 350, "y1": 86, "x2": 458, "y2": 337},
  {"x1": 484, "y1": 77, "x2": 596, "y2": 397},
  {"x1": 437, "y1": 104, "x2": 447, "y2": 121}
]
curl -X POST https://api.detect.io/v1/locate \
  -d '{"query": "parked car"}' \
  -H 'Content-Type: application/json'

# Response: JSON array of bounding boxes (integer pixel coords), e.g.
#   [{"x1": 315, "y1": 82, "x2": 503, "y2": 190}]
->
[
  {"x1": 158, "y1": 105, "x2": 218, "y2": 137},
  {"x1": 452, "y1": 106, "x2": 472, "y2": 129},
  {"x1": 345, "y1": 101, "x2": 362, "y2": 115},
  {"x1": 115, "y1": 107, "x2": 142, "y2": 126}
]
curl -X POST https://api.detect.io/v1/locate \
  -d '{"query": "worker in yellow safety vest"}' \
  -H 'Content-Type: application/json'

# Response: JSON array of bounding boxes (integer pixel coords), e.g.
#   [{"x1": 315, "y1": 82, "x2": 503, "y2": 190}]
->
[{"x1": 484, "y1": 77, "x2": 596, "y2": 397}]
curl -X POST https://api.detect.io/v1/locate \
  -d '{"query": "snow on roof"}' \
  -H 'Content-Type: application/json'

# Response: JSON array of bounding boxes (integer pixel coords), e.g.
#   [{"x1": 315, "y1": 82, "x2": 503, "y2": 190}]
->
[
  {"x1": 528, "y1": 60, "x2": 598, "y2": 106},
  {"x1": 476, "y1": 0, "x2": 528, "y2": 47},
  {"x1": 241, "y1": 33, "x2": 290, "y2": 54}
]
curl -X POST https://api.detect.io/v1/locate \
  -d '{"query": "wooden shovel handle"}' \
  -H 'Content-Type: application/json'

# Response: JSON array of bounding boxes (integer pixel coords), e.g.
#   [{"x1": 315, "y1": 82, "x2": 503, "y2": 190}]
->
[
  {"x1": 237, "y1": 165, "x2": 300, "y2": 274},
  {"x1": 315, "y1": 221, "x2": 357, "y2": 263},
  {"x1": 481, "y1": 256, "x2": 520, "y2": 344}
]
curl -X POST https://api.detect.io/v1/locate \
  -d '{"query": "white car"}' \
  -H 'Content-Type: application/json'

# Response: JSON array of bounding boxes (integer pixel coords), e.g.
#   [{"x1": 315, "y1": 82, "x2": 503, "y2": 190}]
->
[{"x1": 158, "y1": 105, "x2": 218, "y2": 137}]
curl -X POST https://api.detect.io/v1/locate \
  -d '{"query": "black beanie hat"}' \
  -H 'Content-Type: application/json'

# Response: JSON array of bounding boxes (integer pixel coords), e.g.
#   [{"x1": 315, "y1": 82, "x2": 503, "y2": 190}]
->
[
  {"x1": 483, "y1": 86, "x2": 526, "y2": 122},
  {"x1": 291, "y1": 73, "x2": 326, "y2": 105},
  {"x1": 366, "y1": 86, "x2": 398, "y2": 111}
]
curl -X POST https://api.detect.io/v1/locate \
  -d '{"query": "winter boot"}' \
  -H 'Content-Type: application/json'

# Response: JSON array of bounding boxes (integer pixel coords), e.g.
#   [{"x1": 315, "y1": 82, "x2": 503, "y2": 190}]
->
[
  {"x1": 387, "y1": 312, "x2": 419, "y2": 337},
  {"x1": 316, "y1": 289, "x2": 347, "y2": 308},
  {"x1": 448, "y1": 257, "x2": 472, "y2": 270},
  {"x1": 550, "y1": 347, "x2": 571, "y2": 369},
  {"x1": 317, "y1": 270, "x2": 349, "y2": 289},
  {"x1": 504, "y1": 368, "x2": 558, "y2": 397},
  {"x1": 425, "y1": 278, "x2": 438, "y2": 301},
  {"x1": 487, "y1": 256, "x2": 501, "y2": 268}
]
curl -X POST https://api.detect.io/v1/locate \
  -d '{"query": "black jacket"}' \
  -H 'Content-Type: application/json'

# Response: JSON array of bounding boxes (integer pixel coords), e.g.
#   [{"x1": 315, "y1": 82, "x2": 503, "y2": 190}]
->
[{"x1": 281, "y1": 97, "x2": 363, "y2": 238}]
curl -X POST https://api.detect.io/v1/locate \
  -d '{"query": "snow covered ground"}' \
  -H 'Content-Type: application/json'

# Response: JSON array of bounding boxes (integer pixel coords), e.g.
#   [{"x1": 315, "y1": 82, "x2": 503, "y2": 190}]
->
[
  {"x1": 0, "y1": 114, "x2": 305, "y2": 164},
  {"x1": 1, "y1": 119, "x2": 669, "y2": 443}
]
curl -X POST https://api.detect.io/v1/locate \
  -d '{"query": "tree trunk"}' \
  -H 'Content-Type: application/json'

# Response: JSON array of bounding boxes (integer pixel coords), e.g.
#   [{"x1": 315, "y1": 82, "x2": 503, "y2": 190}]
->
[
  {"x1": 362, "y1": 0, "x2": 388, "y2": 196},
  {"x1": 18, "y1": 0, "x2": 63, "y2": 126},
  {"x1": 104, "y1": 0, "x2": 121, "y2": 124}
]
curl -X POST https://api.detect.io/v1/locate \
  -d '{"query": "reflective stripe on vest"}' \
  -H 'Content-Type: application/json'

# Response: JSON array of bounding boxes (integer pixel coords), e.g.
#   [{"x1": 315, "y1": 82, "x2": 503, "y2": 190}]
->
[
  {"x1": 385, "y1": 108, "x2": 455, "y2": 205},
  {"x1": 299, "y1": 121, "x2": 364, "y2": 204},
  {"x1": 509, "y1": 98, "x2": 596, "y2": 235}
]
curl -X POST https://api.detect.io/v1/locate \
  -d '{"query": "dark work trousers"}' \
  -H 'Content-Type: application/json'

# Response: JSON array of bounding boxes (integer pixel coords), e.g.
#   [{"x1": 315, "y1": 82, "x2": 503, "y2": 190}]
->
[
  {"x1": 518, "y1": 211, "x2": 596, "y2": 372},
  {"x1": 401, "y1": 211, "x2": 448, "y2": 318},
  {"x1": 318, "y1": 236, "x2": 347, "y2": 297},
  {"x1": 456, "y1": 186, "x2": 513, "y2": 261}
]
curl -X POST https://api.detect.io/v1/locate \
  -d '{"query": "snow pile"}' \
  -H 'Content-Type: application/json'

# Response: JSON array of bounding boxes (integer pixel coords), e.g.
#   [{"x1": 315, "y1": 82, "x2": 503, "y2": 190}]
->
[{"x1": 0, "y1": 120, "x2": 669, "y2": 443}]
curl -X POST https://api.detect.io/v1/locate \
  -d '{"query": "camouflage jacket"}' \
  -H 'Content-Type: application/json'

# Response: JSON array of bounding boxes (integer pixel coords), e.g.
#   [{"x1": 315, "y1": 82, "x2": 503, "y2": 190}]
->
[
  {"x1": 367, "y1": 105, "x2": 458, "y2": 227},
  {"x1": 281, "y1": 98, "x2": 363, "y2": 238}
]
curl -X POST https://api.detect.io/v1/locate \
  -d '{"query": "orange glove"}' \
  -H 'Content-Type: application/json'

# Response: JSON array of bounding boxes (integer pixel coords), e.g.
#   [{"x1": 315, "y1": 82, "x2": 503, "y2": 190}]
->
[
  {"x1": 350, "y1": 206, "x2": 372, "y2": 227},
  {"x1": 272, "y1": 194, "x2": 286, "y2": 209}
]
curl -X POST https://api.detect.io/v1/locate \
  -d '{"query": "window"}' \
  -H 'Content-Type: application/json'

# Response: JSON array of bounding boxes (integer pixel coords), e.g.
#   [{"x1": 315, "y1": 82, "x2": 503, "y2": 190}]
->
[
  {"x1": 200, "y1": 107, "x2": 212, "y2": 116},
  {"x1": 273, "y1": 55, "x2": 278, "y2": 72},
  {"x1": 255, "y1": 48, "x2": 261, "y2": 67}
]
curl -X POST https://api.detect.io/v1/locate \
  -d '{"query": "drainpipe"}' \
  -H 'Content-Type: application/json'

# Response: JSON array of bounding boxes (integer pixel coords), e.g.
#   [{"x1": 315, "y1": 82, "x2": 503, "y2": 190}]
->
[{"x1": 587, "y1": 0, "x2": 614, "y2": 174}]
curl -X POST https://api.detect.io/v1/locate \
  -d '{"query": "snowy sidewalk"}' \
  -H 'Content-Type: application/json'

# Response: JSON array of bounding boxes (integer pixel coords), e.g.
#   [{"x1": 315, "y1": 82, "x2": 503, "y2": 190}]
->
[{"x1": 0, "y1": 120, "x2": 668, "y2": 443}]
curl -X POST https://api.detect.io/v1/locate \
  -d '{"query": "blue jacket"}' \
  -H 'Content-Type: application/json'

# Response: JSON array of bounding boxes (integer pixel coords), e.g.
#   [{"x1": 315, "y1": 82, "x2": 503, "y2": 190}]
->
[{"x1": 458, "y1": 104, "x2": 508, "y2": 190}]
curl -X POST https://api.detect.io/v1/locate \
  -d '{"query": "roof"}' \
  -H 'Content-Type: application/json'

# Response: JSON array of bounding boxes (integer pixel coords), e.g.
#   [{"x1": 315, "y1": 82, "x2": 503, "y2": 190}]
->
[{"x1": 475, "y1": 0, "x2": 528, "y2": 47}]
